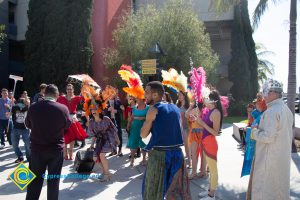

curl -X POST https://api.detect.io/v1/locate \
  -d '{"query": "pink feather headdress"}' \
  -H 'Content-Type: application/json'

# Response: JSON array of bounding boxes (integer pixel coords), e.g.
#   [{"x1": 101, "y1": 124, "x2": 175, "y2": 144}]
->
[
  {"x1": 189, "y1": 67, "x2": 206, "y2": 103},
  {"x1": 220, "y1": 96, "x2": 229, "y2": 117}
]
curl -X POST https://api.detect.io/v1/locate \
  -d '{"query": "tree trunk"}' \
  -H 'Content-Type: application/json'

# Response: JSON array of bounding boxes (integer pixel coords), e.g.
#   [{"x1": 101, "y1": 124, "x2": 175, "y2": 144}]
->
[{"x1": 288, "y1": 0, "x2": 297, "y2": 152}]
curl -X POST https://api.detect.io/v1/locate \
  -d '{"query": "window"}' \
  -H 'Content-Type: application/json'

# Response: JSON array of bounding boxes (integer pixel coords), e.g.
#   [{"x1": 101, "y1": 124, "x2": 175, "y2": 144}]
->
[{"x1": 8, "y1": 2, "x2": 16, "y2": 24}]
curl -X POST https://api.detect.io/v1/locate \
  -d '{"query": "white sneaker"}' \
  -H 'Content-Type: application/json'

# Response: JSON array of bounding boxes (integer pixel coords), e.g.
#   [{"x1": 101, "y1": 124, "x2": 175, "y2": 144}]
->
[
  {"x1": 198, "y1": 190, "x2": 208, "y2": 197},
  {"x1": 200, "y1": 195, "x2": 215, "y2": 200},
  {"x1": 0, "y1": 144, "x2": 4, "y2": 149}
]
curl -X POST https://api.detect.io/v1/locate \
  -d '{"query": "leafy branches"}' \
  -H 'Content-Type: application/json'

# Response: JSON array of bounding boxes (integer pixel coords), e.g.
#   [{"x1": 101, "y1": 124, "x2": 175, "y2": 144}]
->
[{"x1": 104, "y1": 0, "x2": 219, "y2": 84}]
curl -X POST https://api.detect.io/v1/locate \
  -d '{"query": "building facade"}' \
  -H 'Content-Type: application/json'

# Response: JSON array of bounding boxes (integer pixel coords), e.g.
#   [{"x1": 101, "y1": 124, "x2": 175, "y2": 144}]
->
[
  {"x1": 0, "y1": 0, "x2": 232, "y2": 94},
  {"x1": 0, "y1": 0, "x2": 28, "y2": 90},
  {"x1": 91, "y1": 0, "x2": 131, "y2": 86}
]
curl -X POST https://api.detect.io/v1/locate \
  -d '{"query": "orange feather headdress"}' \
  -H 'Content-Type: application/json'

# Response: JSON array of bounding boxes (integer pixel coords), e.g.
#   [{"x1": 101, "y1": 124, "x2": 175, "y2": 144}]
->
[
  {"x1": 118, "y1": 65, "x2": 145, "y2": 99},
  {"x1": 81, "y1": 79, "x2": 117, "y2": 116},
  {"x1": 161, "y1": 68, "x2": 188, "y2": 93}
]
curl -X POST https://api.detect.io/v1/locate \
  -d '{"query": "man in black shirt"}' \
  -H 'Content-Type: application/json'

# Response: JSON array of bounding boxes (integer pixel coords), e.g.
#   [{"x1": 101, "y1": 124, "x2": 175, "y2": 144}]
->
[
  {"x1": 11, "y1": 98, "x2": 30, "y2": 163},
  {"x1": 25, "y1": 84, "x2": 71, "y2": 200}
]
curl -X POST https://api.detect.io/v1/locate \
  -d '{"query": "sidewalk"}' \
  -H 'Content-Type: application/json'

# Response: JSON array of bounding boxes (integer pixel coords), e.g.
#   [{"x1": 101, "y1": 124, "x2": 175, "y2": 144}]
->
[{"x1": 0, "y1": 125, "x2": 299, "y2": 200}]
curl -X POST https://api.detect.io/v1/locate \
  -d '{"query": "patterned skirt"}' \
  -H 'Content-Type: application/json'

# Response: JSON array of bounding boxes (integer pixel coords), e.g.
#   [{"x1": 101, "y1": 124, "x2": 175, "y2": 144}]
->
[{"x1": 142, "y1": 149, "x2": 191, "y2": 200}]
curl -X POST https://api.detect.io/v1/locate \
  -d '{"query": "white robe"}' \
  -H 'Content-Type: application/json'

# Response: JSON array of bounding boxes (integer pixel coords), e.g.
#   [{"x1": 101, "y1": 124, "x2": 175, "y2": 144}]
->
[{"x1": 252, "y1": 98, "x2": 293, "y2": 200}]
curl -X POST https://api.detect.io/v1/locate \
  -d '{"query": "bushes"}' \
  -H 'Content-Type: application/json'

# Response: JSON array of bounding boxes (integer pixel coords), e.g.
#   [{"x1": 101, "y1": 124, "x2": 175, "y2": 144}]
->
[{"x1": 228, "y1": 101, "x2": 248, "y2": 117}]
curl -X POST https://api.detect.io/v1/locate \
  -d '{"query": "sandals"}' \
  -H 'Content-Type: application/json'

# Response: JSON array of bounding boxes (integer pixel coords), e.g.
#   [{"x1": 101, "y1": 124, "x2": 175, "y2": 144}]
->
[
  {"x1": 99, "y1": 173, "x2": 111, "y2": 182},
  {"x1": 188, "y1": 173, "x2": 197, "y2": 180},
  {"x1": 197, "y1": 172, "x2": 208, "y2": 178},
  {"x1": 69, "y1": 154, "x2": 74, "y2": 160}
]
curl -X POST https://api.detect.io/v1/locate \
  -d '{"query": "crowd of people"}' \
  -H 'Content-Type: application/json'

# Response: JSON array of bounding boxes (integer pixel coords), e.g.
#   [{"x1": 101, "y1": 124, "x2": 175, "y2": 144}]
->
[{"x1": 0, "y1": 65, "x2": 294, "y2": 200}]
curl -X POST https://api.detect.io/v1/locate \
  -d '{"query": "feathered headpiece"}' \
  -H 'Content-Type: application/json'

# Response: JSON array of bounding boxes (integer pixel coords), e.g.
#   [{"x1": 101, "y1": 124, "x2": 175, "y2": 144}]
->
[
  {"x1": 81, "y1": 80, "x2": 117, "y2": 116},
  {"x1": 253, "y1": 94, "x2": 267, "y2": 111},
  {"x1": 201, "y1": 86, "x2": 229, "y2": 117},
  {"x1": 189, "y1": 67, "x2": 206, "y2": 103},
  {"x1": 118, "y1": 65, "x2": 145, "y2": 99},
  {"x1": 220, "y1": 96, "x2": 229, "y2": 117},
  {"x1": 262, "y1": 78, "x2": 283, "y2": 96},
  {"x1": 161, "y1": 68, "x2": 187, "y2": 93}
]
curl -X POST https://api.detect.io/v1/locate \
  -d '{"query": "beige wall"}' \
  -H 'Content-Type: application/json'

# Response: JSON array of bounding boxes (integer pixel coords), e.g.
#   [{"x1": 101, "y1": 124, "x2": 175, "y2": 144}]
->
[{"x1": 15, "y1": 0, "x2": 29, "y2": 41}]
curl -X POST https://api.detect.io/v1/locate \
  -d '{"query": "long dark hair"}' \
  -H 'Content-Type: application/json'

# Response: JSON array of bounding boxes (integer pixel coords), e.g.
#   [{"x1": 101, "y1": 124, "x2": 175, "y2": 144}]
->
[
  {"x1": 91, "y1": 112, "x2": 104, "y2": 121},
  {"x1": 164, "y1": 92, "x2": 173, "y2": 104},
  {"x1": 208, "y1": 90, "x2": 223, "y2": 129},
  {"x1": 176, "y1": 91, "x2": 189, "y2": 110}
]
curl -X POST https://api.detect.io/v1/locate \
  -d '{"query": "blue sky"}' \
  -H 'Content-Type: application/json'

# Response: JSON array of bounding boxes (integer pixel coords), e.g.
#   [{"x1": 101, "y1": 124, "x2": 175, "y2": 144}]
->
[{"x1": 248, "y1": 0, "x2": 300, "y2": 93}]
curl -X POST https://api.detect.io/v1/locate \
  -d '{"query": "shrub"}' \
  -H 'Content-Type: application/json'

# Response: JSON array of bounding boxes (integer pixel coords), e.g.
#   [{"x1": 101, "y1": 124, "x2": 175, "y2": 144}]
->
[{"x1": 228, "y1": 101, "x2": 248, "y2": 117}]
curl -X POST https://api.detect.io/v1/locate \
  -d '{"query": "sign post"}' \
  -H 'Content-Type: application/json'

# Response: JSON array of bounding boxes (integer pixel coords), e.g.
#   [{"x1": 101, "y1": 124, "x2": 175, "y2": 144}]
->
[{"x1": 141, "y1": 59, "x2": 157, "y2": 75}]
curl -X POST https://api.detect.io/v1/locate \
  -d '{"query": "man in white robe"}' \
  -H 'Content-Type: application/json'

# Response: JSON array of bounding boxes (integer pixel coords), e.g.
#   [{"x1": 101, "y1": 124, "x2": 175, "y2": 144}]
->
[{"x1": 250, "y1": 79, "x2": 293, "y2": 200}]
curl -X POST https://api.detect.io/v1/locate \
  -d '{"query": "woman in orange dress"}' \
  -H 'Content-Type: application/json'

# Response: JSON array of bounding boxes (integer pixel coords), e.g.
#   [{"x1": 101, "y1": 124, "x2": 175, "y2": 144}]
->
[{"x1": 185, "y1": 101, "x2": 206, "y2": 179}]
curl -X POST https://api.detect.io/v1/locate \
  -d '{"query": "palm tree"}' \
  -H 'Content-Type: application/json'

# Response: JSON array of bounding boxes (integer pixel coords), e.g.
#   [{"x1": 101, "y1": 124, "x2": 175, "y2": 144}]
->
[
  {"x1": 256, "y1": 43, "x2": 275, "y2": 86},
  {"x1": 253, "y1": 0, "x2": 297, "y2": 152},
  {"x1": 212, "y1": 0, "x2": 297, "y2": 116},
  {"x1": 211, "y1": 0, "x2": 297, "y2": 151}
]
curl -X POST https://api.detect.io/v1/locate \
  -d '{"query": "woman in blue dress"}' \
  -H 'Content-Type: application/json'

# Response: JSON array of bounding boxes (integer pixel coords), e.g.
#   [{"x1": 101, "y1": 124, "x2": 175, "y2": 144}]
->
[{"x1": 126, "y1": 98, "x2": 149, "y2": 167}]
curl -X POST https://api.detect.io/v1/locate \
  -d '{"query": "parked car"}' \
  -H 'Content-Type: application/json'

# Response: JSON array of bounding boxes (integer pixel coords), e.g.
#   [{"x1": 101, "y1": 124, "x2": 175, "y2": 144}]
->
[
  {"x1": 295, "y1": 97, "x2": 299, "y2": 113},
  {"x1": 283, "y1": 97, "x2": 299, "y2": 113}
]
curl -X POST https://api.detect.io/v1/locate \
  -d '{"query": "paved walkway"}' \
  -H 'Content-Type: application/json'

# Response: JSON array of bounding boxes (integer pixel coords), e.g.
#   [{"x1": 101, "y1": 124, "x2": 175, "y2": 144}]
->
[{"x1": 0, "y1": 124, "x2": 299, "y2": 199}]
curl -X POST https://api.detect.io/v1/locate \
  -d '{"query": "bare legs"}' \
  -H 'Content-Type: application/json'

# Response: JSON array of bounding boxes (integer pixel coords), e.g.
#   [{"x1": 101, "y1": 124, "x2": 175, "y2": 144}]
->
[
  {"x1": 93, "y1": 153, "x2": 111, "y2": 182},
  {"x1": 198, "y1": 149, "x2": 207, "y2": 177},
  {"x1": 182, "y1": 131, "x2": 191, "y2": 168},
  {"x1": 69, "y1": 141, "x2": 75, "y2": 159},
  {"x1": 63, "y1": 141, "x2": 75, "y2": 160},
  {"x1": 130, "y1": 149, "x2": 137, "y2": 167},
  {"x1": 189, "y1": 142, "x2": 207, "y2": 179},
  {"x1": 141, "y1": 150, "x2": 147, "y2": 165},
  {"x1": 189, "y1": 142, "x2": 198, "y2": 178},
  {"x1": 130, "y1": 148, "x2": 147, "y2": 167}
]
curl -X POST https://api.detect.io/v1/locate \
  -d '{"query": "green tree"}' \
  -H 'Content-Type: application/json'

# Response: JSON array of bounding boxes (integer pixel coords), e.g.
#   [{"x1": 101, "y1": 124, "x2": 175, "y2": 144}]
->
[
  {"x1": 256, "y1": 43, "x2": 275, "y2": 85},
  {"x1": 25, "y1": 0, "x2": 93, "y2": 94},
  {"x1": 211, "y1": 0, "x2": 258, "y2": 101},
  {"x1": 104, "y1": 0, "x2": 219, "y2": 85},
  {"x1": 225, "y1": 0, "x2": 258, "y2": 101},
  {"x1": 253, "y1": 0, "x2": 297, "y2": 151},
  {"x1": 0, "y1": 25, "x2": 6, "y2": 52},
  {"x1": 214, "y1": 0, "x2": 297, "y2": 150}
]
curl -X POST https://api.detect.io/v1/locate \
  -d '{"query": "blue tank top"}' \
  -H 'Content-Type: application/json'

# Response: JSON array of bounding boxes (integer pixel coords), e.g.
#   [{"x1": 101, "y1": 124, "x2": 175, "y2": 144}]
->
[{"x1": 145, "y1": 102, "x2": 183, "y2": 151}]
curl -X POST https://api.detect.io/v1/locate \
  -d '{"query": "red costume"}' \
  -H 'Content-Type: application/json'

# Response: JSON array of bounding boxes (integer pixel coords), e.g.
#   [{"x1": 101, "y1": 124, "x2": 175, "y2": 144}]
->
[
  {"x1": 57, "y1": 95, "x2": 87, "y2": 144},
  {"x1": 123, "y1": 106, "x2": 133, "y2": 120}
]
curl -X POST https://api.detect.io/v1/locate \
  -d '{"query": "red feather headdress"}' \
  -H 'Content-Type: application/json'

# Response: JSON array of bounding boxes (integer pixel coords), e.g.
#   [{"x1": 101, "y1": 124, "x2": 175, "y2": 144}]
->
[{"x1": 118, "y1": 65, "x2": 145, "y2": 99}]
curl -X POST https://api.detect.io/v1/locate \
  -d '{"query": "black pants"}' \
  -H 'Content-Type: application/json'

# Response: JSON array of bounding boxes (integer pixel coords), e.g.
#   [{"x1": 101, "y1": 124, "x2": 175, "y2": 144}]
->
[
  {"x1": 26, "y1": 150, "x2": 64, "y2": 200},
  {"x1": 0, "y1": 119, "x2": 12, "y2": 145},
  {"x1": 116, "y1": 121, "x2": 122, "y2": 149},
  {"x1": 239, "y1": 128, "x2": 246, "y2": 146}
]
